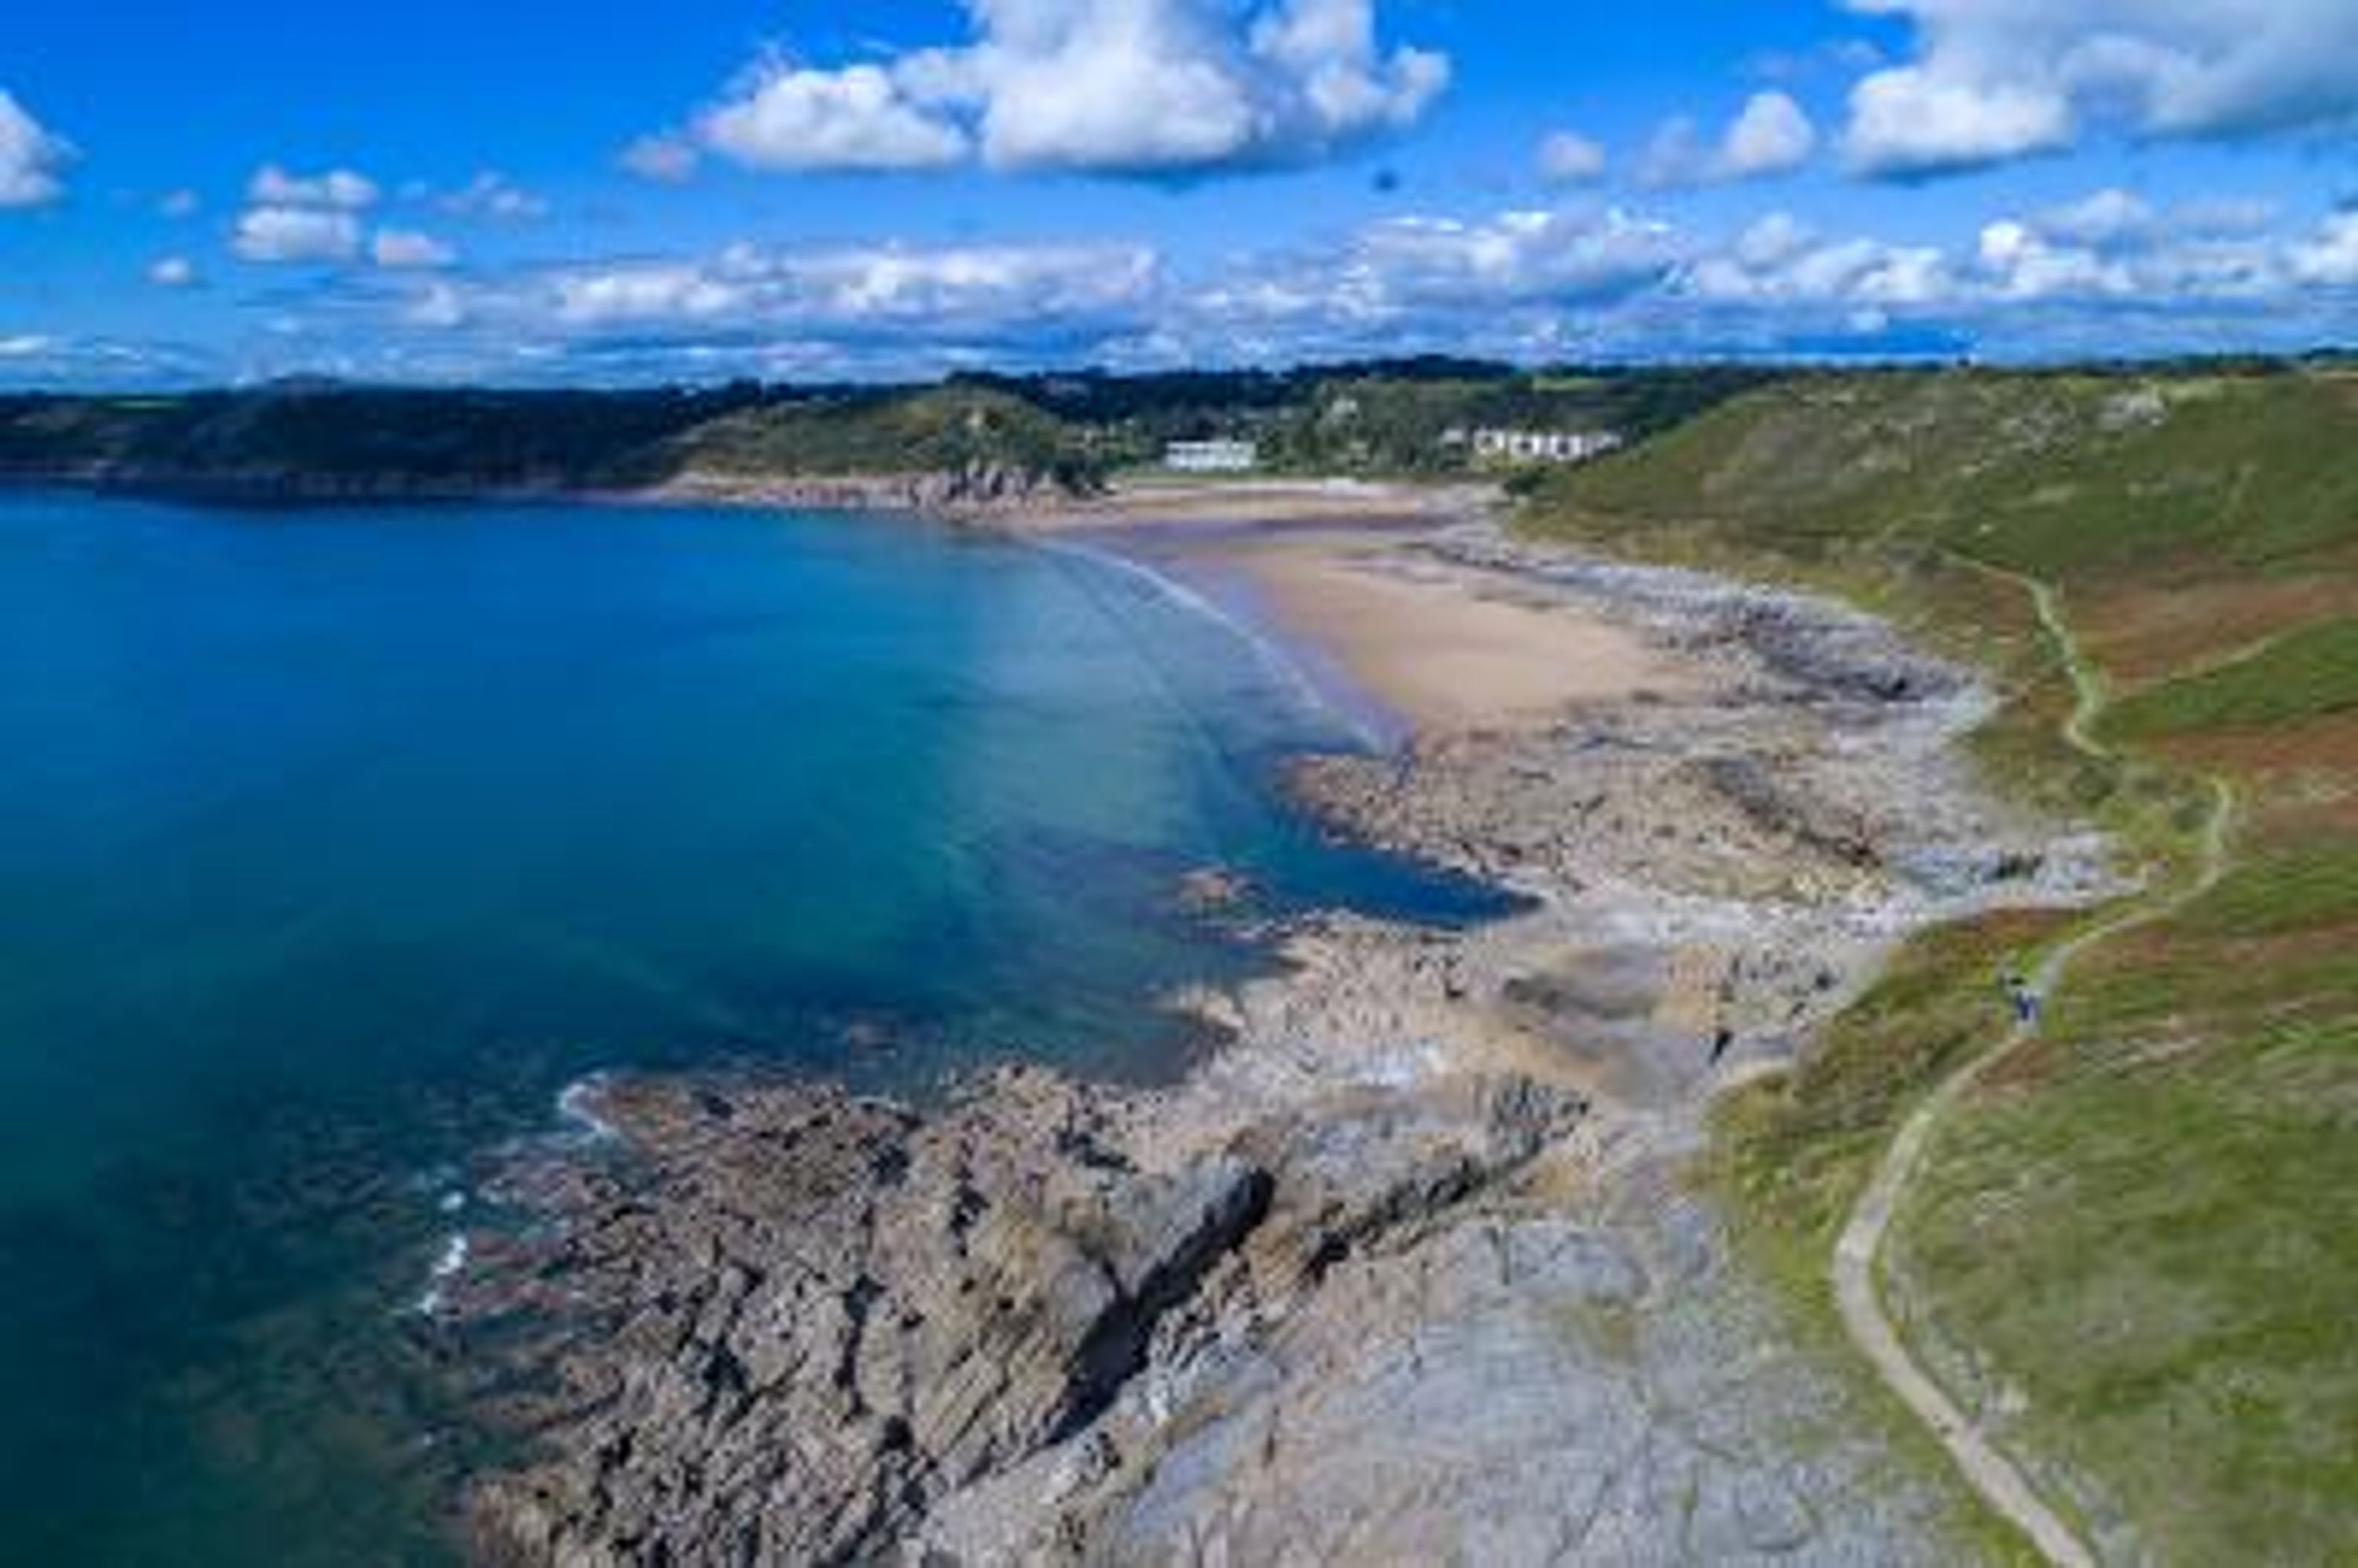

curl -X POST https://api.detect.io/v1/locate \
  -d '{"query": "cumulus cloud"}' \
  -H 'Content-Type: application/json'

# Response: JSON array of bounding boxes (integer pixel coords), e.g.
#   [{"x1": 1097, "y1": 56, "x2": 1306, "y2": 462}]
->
[
  {"x1": 131, "y1": 178, "x2": 2358, "y2": 384},
  {"x1": 1843, "y1": 0, "x2": 2358, "y2": 178},
  {"x1": 372, "y1": 229, "x2": 457, "y2": 269},
  {"x1": 0, "y1": 90, "x2": 75, "y2": 208},
  {"x1": 1720, "y1": 92, "x2": 1820, "y2": 178},
  {"x1": 148, "y1": 255, "x2": 198, "y2": 288},
  {"x1": 1345, "y1": 207, "x2": 1682, "y2": 307},
  {"x1": 439, "y1": 171, "x2": 549, "y2": 222},
  {"x1": 666, "y1": 0, "x2": 1448, "y2": 178},
  {"x1": 234, "y1": 205, "x2": 364, "y2": 263},
  {"x1": 1641, "y1": 91, "x2": 1817, "y2": 187},
  {"x1": 248, "y1": 163, "x2": 379, "y2": 210},
  {"x1": 2287, "y1": 211, "x2": 2358, "y2": 287},
  {"x1": 236, "y1": 162, "x2": 455, "y2": 270},
  {"x1": 399, "y1": 238, "x2": 1167, "y2": 378},
  {"x1": 0, "y1": 331, "x2": 216, "y2": 387},
  {"x1": 1683, "y1": 213, "x2": 1950, "y2": 310},
  {"x1": 702, "y1": 63, "x2": 970, "y2": 171},
  {"x1": 405, "y1": 282, "x2": 470, "y2": 329},
  {"x1": 1537, "y1": 130, "x2": 1608, "y2": 185},
  {"x1": 2032, "y1": 188, "x2": 2158, "y2": 250}
]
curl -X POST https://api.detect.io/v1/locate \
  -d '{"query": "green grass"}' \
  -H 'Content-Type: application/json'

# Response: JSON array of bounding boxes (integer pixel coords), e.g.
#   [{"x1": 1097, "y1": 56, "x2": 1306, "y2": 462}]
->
[
  {"x1": 1709, "y1": 909, "x2": 2074, "y2": 1256},
  {"x1": 1523, "y1": 365, "x2": 2358, "y2": 1564},
  {"x1": 1541, "y1": 369, "x2": 2358, "y2": 578},
  {"x1": 2169, "y1": 839, "x2": 2358, "y2": 939},
  {"x1": 2107, "y1": 615, "x2": 2358, "y2": 739},
  {"x1": 1897, "y1": 1012, "x2": 2358, "y2": 1562},
  {"x1": 670, "y1": 385, "x2": 1102, "y2": 487}
]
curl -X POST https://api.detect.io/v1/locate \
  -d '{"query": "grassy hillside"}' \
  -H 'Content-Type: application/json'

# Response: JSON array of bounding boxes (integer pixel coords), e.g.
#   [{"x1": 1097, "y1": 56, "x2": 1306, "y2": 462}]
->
[
  {"x1": 0, "y1": 385, "x2": 762, "y2": 490},
  {"x1": 667, "y1": 384, "x2": 1104, "y2": 489},
  {"x1": 1523, "y1": 367, "x2": 2358, "y2": 1563}
]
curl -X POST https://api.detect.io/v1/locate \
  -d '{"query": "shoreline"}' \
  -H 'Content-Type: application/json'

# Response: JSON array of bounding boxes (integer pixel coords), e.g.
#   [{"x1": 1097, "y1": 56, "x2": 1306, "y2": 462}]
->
[
  {"x1": 432, "y1": 497, "x2": 2121, "y2": 1561},
  {"x1": 2, "y1": 465, "x2": 1493, "y2": 531}
]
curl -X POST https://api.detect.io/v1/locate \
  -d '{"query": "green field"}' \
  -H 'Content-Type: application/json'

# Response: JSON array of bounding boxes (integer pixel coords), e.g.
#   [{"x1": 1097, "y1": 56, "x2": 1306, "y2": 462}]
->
[{"x1": 1524, "y1": 367, "x2": 2358, "y2": 1564}]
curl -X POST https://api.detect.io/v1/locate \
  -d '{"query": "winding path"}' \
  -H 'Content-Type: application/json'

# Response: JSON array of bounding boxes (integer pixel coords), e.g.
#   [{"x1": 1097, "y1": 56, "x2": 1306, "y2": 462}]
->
[{"x1": 1831, "y1": 564, "x2": 2236, "y2": 1568}]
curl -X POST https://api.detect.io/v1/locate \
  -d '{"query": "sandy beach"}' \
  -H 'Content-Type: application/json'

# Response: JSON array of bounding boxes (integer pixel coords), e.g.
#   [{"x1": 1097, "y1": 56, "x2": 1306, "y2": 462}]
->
[
  {"x1": 1178, "y1": 527, "x2": 1698, "y2": 735},
  {"x1": 1028, "y1": 477, "x2": 1697, "y2": 736}
]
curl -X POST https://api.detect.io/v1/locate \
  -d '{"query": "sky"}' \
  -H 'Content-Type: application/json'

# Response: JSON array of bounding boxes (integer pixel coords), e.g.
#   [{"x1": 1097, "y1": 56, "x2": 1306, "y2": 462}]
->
[{"x1": 4, "y1": 0, "x2": 2358, "y2": 386}]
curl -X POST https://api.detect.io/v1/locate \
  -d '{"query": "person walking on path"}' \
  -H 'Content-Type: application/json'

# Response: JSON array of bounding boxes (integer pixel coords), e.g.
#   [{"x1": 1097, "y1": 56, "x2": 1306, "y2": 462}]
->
[{"x1": 2003, "y1": 968, "x2": 2042, "y2": 1030}]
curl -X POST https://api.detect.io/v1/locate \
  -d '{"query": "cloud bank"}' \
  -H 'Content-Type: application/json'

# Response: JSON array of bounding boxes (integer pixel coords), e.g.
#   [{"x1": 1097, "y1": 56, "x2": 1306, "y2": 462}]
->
[
  {"x1": 0, "y1": 91, "x2": 74, "y2": 208},
  {"x1": 1845, "y1": 0, "x2": 2358, "y2": 176},
  {"x1": 667, "y1": 0, "x2": 1448, "y2": 178}
]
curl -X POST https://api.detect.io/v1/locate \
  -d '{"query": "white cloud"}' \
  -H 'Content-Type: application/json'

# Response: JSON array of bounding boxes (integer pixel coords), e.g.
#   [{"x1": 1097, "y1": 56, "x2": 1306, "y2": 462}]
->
[
  {"x1": 1684, "y1": 218, "x2": 1952, "y2": 310},
  {"x1": 439, "y1": 171, "x2": 549, "y2": 222},
  {"x1": 1345, "y1": 207, "x2": 1683, "y2": 306},
  {"x1": 1720, "y1": 91, "x2": 1819, "y2": 179},
  {"x1": 1975, "y1": 219, "x2": 2132, "y2": 301},
  {"x1": 1642, "y1": 91, "x2": 1817, "y2": 187},
  {"x1": 2287, "y1": 211, "x2": 2358, "y2": 287},
  {"x1": 1843, "y1": 65, "x2": 2073, "y2": 178},
  {"x1": 2172, "y1": 196, "x2": 2278, "y2": 238},
  {"x1": 149, "y1": 255, "x2": 197, "y2": 288},
  {"x1": 434, "y1": 239, "x2": 1167, "y2": 357},
  {"x1": 141, "y1": 181, "x2": 2358, "y2": 384},
  {"x1": 405, "y1": 282, "x2": 470, "y2": 329},
  {"x1": 0, "y1": 90, "x2": 74, "y2": 208},
  {"x1": 1537, "y1": 130, "x2": 1608, "y2": 185},
  {"x1": 674, "y1": 0, "x2": 1449, "y2": 178},
  {"x1": 234, "y1": 206, "x2": 363, "y2": 263},
  {"x1": 235, "y1": 162, "x2": 417, "y2": 267},
  {"x1": 2033, "y1": 188, "x2": 2158, "y2": 250},
  {"x1": 248, "y1": 163, "x2": 379, "y2": 211},
  {"x1": 372, "y1": 228, "x2": 457, "y2": 269},
  {"x1": 701, "y1": 62, "x2": 969, "y2": 171},
  {"x1": 1843, "y1": 0, "x2": 2358, "y2": 178}
]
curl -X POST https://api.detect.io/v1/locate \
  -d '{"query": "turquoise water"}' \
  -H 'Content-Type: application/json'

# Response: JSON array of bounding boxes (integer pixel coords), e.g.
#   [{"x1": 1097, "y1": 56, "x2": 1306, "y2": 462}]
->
[{"x1": 0, "y1": 492, "x2": 1496, "y2": 1563}]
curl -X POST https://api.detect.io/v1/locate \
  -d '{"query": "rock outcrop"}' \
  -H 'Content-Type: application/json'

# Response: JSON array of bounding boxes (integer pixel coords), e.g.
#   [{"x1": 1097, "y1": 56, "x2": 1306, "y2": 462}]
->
[
  {"x1": 656, "y1": 461, "x2": 1094, "y2": 520},
  {"x1": 455, "y1": 1065, "x2": 1585, "y2": 1564}
]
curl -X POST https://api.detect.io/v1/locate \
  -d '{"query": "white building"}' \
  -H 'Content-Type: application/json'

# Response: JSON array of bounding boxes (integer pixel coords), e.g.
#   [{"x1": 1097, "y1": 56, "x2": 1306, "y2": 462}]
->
[
  {"x1": 1470, "y1": 428, "x2": 1624, "y2": 465},
  {"x1": 1164, "y1": 439, "x2": 1260, "y2": 474}
]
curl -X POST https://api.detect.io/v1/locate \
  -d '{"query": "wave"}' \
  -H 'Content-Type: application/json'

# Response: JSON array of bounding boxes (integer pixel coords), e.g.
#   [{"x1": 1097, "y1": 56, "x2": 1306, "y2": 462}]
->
[
  {"x1": 413, "y1": 1231, "x2": 471, "y2": 1317},
  {"x1": 1038, "y1": 537, "x2": 1393, "y2": 753}
]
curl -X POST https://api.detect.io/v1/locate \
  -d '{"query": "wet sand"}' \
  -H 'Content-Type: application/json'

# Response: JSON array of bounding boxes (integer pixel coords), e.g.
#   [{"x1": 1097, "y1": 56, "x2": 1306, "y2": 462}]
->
[{"x1": 1189, "y1": 529, "x2": 1698, "y2": 735}]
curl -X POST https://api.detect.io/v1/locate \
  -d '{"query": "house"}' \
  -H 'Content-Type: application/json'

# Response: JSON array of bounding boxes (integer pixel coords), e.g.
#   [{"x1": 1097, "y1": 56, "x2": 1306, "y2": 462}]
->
[
  {"x1": 1469, "y1": 428, "x2": 1625, "y2": 465},
  {"x1": 1164, "y1": 439, "x2": 1260, "y2": 474}
]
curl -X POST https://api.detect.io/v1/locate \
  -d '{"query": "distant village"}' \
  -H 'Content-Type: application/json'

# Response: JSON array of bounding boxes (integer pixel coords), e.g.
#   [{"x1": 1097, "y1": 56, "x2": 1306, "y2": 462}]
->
[{"x1": 1164, "y1": 425, "x2": 1625, "y2": 475}]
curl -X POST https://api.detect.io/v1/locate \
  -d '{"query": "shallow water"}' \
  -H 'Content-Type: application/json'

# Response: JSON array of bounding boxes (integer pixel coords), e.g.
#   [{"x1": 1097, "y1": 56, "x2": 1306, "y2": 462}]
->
[{"x1": 0, "y1": 493, "x2": 1500, "y2": 1563}]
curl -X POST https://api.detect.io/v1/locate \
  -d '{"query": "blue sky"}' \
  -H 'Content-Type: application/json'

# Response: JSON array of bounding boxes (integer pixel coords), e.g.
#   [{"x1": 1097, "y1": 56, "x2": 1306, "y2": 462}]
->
[{"x1": 4, "y1": 0, "x2": 2357, "y2": 385}]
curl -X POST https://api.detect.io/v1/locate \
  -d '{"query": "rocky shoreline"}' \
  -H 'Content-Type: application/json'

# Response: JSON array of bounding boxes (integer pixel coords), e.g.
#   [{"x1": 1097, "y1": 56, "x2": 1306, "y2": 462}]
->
[{"x1": 434, "y1": 519, "x2": 2114, "y2": 1564}]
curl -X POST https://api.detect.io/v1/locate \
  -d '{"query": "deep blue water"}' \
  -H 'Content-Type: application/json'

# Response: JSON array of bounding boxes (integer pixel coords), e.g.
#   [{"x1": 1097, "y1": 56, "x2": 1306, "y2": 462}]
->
[{"x1": 0, "y1": 492, "x2": 1496, "y2": 1563}]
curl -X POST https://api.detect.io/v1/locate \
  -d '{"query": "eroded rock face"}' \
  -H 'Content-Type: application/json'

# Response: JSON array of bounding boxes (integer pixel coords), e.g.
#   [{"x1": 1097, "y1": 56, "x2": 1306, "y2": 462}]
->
[
  {"x1": 457, "y1": 1073, "x2": 1247, "y2": 1562},
  {"x1": 454, "y1": 1067, "x2": 1585, "y2": 1565}
]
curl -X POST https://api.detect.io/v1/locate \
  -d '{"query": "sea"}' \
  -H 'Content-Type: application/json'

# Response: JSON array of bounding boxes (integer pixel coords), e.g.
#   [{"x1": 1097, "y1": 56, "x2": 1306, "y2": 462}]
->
[{"x1": 0, "y1": 490, "x2": 1500, "y2": 1563}]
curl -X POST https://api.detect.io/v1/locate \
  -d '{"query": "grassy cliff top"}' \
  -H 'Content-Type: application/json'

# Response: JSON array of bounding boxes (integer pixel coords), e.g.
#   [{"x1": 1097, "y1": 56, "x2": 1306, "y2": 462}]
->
[
  {"x1": 1526, "y1": 365, "x2": 2358, "y2": 1563},
  {"x1": 1541, "y1": 366, "x2": 2358, "y2": 581},
  {"x1": 666, "y1": 385, "x2": 1100, "y2": 484}
]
